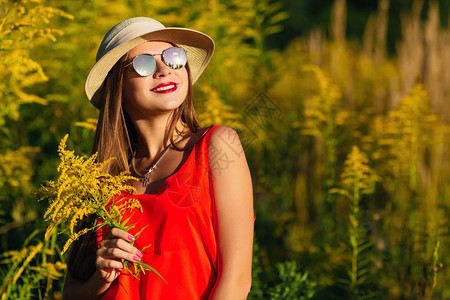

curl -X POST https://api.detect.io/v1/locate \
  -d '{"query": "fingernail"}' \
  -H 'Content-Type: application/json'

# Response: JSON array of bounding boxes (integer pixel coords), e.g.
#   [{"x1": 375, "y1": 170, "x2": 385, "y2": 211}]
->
[
  {"x1": 133, "y1": 256, "x2": 141, "y2": 262},
  {"x1": 128, "y1": 234, "x2": 135, "y2": 241},
  {"x1": 136, "y1": 251, "x2": 143, "y2": 258}
]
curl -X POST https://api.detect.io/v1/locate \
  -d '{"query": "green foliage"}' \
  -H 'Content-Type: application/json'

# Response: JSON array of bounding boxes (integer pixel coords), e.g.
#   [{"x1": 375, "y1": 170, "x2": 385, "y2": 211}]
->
[
  {"x1": 330, "y1": 146, "x2": 379, "y2": 298},
  {"x1": 249, "y1": 249, "x2": 317, "y2": 300},
  {"x1": 265, "y1": 261, "x2": 316, "y2": 300},
  {"x1": 0, "y1": 227, "x2": 65, "y2": 300},
  {"x1": 0, "y1": 0, "x2": 73, "y2": 127}
]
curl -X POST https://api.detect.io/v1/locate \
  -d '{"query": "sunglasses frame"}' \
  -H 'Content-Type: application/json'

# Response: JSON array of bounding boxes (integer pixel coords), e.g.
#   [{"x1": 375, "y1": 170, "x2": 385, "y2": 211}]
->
[{"x1": 125, "y1": 47, "x2": 188, "y2": 77}]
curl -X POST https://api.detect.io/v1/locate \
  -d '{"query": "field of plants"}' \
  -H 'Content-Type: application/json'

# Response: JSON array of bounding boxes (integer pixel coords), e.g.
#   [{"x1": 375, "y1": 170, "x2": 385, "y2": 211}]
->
[{"x1": 0, "y1": 0, "x2": 449, "y2": 299}]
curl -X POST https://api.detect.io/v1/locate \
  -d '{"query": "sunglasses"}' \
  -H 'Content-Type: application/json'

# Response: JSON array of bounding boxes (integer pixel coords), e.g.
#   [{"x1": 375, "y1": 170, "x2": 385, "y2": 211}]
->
[{"x1": 125, "y1": 47, "x2": 188, "y2": 76}]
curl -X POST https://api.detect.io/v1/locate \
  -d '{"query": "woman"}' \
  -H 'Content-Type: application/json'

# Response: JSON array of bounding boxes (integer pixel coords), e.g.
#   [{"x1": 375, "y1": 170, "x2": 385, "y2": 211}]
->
[{"x1": 62, "y1": 17, "x2": 254, "y2": 300}]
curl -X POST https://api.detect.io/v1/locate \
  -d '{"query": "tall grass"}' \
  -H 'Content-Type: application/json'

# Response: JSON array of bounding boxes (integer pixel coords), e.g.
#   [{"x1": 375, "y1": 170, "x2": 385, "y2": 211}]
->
[{"x1": 265, "y1": 0, "x2": 449, "y2": 298}]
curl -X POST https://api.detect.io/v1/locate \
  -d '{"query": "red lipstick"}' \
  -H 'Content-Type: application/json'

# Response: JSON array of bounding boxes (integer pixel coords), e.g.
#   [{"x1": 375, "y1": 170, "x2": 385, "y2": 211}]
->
[{"x1": 151, "y1": 82, "x2": 178, "y2": 94}]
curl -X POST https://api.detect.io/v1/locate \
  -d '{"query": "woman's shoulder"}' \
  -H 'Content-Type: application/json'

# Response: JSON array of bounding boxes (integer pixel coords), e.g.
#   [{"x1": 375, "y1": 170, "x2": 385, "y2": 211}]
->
[
  {"x1": 208, "y1": 125, "x2": 243, "y2": 151},
  {"x1": 188, "y1": 125, "x2": 245, "y2": 160},
  {"x1": 191, "y1": 124, "x2": 233, "y2": 144},
  {"x1": 206, "y1": 125, "x2": 247, "y2": 168}
]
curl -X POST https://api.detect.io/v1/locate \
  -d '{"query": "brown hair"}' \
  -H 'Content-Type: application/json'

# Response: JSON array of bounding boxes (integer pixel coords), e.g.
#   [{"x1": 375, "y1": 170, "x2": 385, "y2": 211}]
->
[{"x1": 67, "y1": 48, "x2": 200, "y2": 281}]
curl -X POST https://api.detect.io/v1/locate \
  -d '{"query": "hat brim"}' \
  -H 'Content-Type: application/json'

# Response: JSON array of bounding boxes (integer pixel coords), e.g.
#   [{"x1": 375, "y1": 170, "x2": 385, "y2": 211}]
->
[{"x1": 85, "y1": 28, "x2": 214, "y2": 109}]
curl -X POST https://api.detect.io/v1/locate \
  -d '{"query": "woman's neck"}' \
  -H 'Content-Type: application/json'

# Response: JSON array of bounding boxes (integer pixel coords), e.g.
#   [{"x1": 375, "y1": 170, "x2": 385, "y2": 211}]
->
[{"x1": 132, "y1": 113, "x2": 184, "y2": 160}]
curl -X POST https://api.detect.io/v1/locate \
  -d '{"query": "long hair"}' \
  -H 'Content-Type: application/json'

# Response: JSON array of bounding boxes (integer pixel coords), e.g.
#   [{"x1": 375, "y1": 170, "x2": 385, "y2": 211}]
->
[
  {"x1": 67, "y1": 49, "x2": 200, "y2": 281},
  {"x1": 92, "y1": 53, "x2": 200, "y2": 176}
]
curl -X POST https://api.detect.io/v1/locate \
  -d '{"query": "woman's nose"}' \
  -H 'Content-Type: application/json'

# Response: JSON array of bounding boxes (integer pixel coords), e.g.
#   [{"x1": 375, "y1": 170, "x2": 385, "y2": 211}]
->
[{"x1": 153, "y1": 57, "x2": 171, "y2": 77}]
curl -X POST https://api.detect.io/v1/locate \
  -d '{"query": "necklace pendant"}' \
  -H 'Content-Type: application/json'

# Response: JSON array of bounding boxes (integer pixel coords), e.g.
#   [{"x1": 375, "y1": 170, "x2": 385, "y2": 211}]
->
[
  {"x1": 133, "y1": 123, "x2": 187, "y2": 188},
  {"x1": 142, "y1": 175, "x2": 150, "y2": 187}
]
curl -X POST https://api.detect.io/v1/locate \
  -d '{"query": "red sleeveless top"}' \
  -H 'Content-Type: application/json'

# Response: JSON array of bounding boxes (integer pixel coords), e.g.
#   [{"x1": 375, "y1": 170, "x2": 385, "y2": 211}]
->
[{"x1": 98, "y1": 125, "x2": 220, "y2": 300}]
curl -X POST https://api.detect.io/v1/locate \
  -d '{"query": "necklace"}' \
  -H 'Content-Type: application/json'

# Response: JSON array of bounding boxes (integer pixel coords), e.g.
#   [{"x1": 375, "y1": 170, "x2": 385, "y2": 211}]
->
[{"x1": 132, "y1": 124, "x2": 187, "y2": 187}]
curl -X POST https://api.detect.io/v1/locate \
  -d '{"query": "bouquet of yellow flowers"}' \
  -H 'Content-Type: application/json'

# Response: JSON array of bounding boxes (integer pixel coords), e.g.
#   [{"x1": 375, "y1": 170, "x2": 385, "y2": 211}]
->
[{"x1": 38, "y1": 135, "x2": 163, "y2": 280}]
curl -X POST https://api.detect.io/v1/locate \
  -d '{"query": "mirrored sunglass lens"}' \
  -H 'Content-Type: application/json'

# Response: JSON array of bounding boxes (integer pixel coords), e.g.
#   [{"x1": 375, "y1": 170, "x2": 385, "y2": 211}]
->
[
  {"x1": 133, "y1": 55, "x2": 156, "y2": 76},
  {"x1": 163, "y1": 48, "x2": 187, "y2": 69}
]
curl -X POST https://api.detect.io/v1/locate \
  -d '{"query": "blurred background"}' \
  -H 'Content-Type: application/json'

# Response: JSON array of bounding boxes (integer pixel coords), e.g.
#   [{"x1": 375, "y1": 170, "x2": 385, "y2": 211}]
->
[{"x1": 1, "y1": 0, "x2": 449, "y2": 299}]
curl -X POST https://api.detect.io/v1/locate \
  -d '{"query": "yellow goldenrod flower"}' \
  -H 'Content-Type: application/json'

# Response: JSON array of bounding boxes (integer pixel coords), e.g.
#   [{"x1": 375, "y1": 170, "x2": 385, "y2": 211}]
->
[{"x1": 38, "y1": 134, "x2": 164, "y2": 280}]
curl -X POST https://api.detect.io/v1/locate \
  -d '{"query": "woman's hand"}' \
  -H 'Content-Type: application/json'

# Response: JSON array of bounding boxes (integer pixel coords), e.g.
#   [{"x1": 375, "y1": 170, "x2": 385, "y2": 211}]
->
[
  {"x1": 95, "y1": 227, "x2": 143, "y2": 284},
  {"x1": 63, "y1": 228, "x2": 142, "y2": 300}
]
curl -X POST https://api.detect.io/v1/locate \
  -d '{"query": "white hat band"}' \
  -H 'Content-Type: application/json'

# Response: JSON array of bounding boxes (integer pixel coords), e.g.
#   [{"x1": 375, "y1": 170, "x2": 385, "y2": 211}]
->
[{"x1": 98, "y1": 19, "x2": 166, "y2": 61}]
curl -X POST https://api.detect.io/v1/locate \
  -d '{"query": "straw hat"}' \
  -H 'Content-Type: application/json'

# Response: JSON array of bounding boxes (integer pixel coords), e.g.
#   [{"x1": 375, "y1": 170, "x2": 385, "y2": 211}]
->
[{"x1": 85, "y1": 17, "x2": 215, "y2": 109}]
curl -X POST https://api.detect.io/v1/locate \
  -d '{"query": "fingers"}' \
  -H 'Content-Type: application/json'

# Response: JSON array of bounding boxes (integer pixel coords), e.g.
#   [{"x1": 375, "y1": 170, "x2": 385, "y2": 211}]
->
[
  {"x1": 97, "y1": 240, "x2": 142, "y2": 263},
  {"x1": 100, "y1": 237, "x2": 141, "y2": 255},
  {"x1": 105, "y1": 227, "x2": 136, "y2": 242},
  {"x1": 96, "y1": 256, "x2": 125, "y2": 270},
  {"x1": 96, "y1": 228, "x2": 143, "y2": 272}
]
